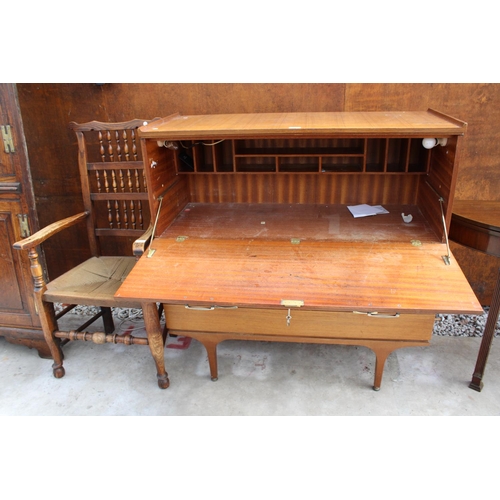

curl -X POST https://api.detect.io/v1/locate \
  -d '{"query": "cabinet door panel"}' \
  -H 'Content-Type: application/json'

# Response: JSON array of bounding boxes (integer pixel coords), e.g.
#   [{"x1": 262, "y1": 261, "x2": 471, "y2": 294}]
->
[
  {"x1": 0, "y1": 83, "x2": 40, "y2": 331},
  {"x1": 0, "y1": 212, "x2": 24, "y2": 310},
  {"x1": 0, "y1": 208, "x2": 36, "y2": 327}
]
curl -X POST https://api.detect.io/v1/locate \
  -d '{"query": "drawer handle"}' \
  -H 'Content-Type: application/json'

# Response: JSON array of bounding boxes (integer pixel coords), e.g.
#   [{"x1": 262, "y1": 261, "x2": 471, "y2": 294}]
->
[
  {"x1": 353, "y1": 311, "x2": 400, "y2": 318},
  {"x1": 184, "y1": 305, "x2": 238, "y2": 311}
]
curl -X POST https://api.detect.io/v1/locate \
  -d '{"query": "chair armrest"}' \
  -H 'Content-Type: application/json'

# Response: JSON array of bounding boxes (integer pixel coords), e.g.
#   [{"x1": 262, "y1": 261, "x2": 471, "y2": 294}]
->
[
  {"x1": 133, "y1": 224, "x2": 154, "y2": 258},
  {"x1": 13, "y1": 212, "x2": 89, "y2": 251}
]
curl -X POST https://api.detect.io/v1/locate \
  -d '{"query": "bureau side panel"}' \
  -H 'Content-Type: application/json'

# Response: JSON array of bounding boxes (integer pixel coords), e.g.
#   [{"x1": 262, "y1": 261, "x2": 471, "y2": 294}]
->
[
  {"x1": 418, "y1": 136, "x2": 461, "y2": 241},
  {"x1": 141, "y1": 138, "x2": 189, "y2": 236}
]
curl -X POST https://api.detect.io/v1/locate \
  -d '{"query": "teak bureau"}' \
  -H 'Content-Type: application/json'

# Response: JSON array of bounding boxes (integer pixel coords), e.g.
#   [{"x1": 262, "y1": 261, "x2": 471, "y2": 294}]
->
[{"x1": 115, "y1": 111, "x2": 482, "y2": 390}]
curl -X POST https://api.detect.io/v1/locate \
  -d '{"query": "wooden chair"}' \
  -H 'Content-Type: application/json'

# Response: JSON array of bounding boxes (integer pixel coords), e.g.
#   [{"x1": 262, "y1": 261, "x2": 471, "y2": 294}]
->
[{"x1": 13, "y1": 119, "x2": 169, "y2": 389}]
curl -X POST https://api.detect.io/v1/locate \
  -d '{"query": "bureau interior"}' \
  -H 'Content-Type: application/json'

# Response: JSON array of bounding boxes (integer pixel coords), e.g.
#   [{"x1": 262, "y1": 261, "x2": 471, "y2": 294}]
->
[{"x1": 142, "y1": 133, "x2": 459, "y2": 244}]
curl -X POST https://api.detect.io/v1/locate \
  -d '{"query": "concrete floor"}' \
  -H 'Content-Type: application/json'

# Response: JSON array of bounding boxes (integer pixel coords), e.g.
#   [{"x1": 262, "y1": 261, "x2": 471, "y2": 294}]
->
[{"x1": 1, "y1": 314, "x2": 499, "y2": 416}]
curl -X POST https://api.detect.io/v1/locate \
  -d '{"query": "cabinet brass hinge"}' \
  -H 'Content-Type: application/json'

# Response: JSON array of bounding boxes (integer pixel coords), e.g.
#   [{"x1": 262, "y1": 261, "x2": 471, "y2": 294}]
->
[
  {"x1": 1, "y1": 125, "x2": 15, "y2": 153},
  {"x1": 17, "y1": 214, "x2": 30, "y2": 238}
]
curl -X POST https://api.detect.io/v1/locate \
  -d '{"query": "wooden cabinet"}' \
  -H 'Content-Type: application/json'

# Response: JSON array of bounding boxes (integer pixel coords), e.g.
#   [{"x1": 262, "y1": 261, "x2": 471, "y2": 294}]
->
[
  {"x1": 0, "y1": 84, "x2": 49, "y2": 357},
  {"x1": 116, "y1": 110, "x2": 483, "y2": 389}
]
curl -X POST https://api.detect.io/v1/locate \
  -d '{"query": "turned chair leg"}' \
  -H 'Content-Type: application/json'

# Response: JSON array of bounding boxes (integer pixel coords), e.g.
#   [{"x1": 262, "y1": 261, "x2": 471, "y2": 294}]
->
[
  {"x1": 38, "y1": 298, "x2": 65, "y2": 379},
  {"x1": 142, "y1": 302, "x2": 170, "y2": 389},
  {"x1": 101, "y1": 307, "x2": 115, "y2": 334},
  {"x1": 26, "y1": 247, "x2": 65, "y2": 378}
]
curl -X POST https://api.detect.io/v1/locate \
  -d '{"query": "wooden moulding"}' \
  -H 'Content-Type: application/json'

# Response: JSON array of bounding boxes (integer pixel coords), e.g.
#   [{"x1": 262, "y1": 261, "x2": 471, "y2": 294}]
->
[{"x1": 137, "y1": 111, "x2": 467, "y2": 140}]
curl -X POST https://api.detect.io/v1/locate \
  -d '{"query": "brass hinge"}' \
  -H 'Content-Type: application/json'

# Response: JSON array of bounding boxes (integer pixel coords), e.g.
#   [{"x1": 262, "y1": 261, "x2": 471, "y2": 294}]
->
[
  {"x1": 1, "y1": 125, "x2": 15, "y2": 153},
  {"x1": 353, "y1": 311, "x2": 400, "y2": 318},
  {"x1": 17, "y1": 214, "x2": 30, "y2": 238}
]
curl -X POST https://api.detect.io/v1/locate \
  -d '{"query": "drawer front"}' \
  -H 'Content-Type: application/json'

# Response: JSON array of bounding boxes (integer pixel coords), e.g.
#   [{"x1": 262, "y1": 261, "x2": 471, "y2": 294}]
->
[{"x1": 164, "y1": 305, "x2": 435, "y2": 341}]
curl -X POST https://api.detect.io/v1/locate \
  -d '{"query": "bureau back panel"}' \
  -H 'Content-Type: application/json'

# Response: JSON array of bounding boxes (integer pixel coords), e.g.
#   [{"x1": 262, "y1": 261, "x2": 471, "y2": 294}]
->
[{"x1": 186, "y1": 173, "x2": 421, "y2": 205}]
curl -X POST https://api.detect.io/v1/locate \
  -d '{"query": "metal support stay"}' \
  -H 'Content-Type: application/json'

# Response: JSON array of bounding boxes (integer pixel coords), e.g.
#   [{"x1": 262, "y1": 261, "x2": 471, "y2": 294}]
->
[
  {"x1": 439, "y1": 197, "x2": 451, "y2": 265},
  {"x1": 425, "y1": 181, "x2": 452, "y2": 266},
  {"x1": 147, "y1": 196, "x2": 163, "y2": 258}
]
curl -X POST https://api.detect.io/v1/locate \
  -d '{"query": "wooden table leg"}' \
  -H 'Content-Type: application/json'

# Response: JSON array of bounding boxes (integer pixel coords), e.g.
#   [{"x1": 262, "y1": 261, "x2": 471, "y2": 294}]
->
[
  {"x1": 142, "y1": 302, "x2": 170, "y2": 389},
  {"x1": 195, "y1": 336, "x2": 219, "y2": 381},
  {"x1": 469, "y1": 268, "x2": 500, "y2": 392},
  {"x1": 204, "y1": 339, "x2": 219, "y2": 381},
  {"x1": 372, "y1": 345, "x2": 394, "y2": 391}
]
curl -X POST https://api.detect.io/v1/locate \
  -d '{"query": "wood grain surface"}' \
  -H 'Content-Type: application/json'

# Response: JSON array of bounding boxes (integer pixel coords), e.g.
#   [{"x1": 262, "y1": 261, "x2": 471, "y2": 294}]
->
[
  {"x1": 139, "y1": 111, "x2": 466, "y2": 140},
  {"x1": 163, "y1": 202, "x2": 437, "y2": 242},
  {"x1": 116, "y1": 203, "x2": 482, "y2": 314},
  {"x1": 16, "y1": 83, "x2": 498, "y2": 284},
  {"x1": 452, "y1": 200, "x2": 500, "y2": 230}
]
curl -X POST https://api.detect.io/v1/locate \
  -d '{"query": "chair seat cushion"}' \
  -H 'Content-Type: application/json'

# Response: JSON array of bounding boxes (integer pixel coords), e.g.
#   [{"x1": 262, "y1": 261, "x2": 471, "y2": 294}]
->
[{"x1": 44, "y1": 256, "x2": 140, "y2": 308}]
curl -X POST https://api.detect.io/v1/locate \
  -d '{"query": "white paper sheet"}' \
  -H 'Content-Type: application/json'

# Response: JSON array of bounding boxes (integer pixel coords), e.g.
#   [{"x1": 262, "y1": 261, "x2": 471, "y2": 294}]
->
[{"x1": 347, "y1": 204, "x2": 389, "y2": 218}]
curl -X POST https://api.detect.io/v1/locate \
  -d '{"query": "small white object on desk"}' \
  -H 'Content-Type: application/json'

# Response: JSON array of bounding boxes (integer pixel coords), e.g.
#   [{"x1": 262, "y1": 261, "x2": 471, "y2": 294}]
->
[{"x1": 401, "y1": 213, "x2": 413, "y2": 223}]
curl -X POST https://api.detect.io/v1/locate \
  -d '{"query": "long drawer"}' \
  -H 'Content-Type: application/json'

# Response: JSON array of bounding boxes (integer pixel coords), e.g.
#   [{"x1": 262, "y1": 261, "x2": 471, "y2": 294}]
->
[{"x1": 164, "y1": 305, "x2": 435, "y2": 341}]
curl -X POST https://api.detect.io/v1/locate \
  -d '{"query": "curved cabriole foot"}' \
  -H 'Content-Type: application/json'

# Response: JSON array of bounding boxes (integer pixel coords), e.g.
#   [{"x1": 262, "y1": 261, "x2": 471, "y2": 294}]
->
[
  {"x1": 52, "y1": 363, "x2": 65, "y2": 379},
  {"x1": 35, "y1": 342, "x2": 54, "y2": 359},
  {"x1": 157, "y1": 374, "x2": 170, "y2": 389}
]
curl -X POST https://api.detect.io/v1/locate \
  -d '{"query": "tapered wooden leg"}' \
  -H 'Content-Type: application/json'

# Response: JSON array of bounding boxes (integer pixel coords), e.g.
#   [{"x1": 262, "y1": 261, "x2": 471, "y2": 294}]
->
[
  {"x1": 470, "y1": 268, "x2": 500, "y2": 392},
  {"x1": 201, "y1": 339, "x2": 219, "y2": 381},
  {"x1": 171, "y1": 332, "x2": 220, "y2": 381},
  {"x1": 372, "y1": 346, "x2": 394, "y2": 391},
  {"x1": 142, "y1": 302, "x2": 169, "y2": 389}
]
